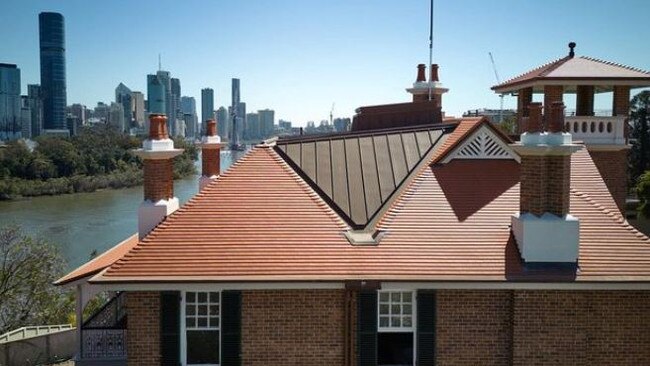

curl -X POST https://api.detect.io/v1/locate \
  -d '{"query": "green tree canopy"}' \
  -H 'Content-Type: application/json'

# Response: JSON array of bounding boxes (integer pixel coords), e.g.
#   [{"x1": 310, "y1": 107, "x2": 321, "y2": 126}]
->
[
  {"x1": 0, "y1": 225, "x2": 73, "y2": 334},
  {"x1": 629, "y1": 91, "x2": 650, "y2": 181}
]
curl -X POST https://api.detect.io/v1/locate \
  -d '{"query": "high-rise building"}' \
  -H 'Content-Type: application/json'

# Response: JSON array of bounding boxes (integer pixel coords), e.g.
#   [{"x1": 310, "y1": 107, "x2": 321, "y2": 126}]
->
[
  {"x1": 26, "y1": 85, "x2": 43, "y2": 138},
  {"x1": 147, "y1": 74, "x2": 165, "y2": 114},
  {"x1": 131, "y1": 91, "x2": 145, "y2": 129},
  {"x1": 333, "y1": 117, "x2": 351, "y2": 132},
  {"x1": 94, "y1": 102, "x2": 110, "y2": 123},
  {"x1": 216, "y1": 106, "x2": 228, "y2": 140},
  {"x1": 201, "y1": 88, "x2": 214, "y2": 127},
  {"x1": 39, "y1": 12, "x2": 67, "y2": 131},
  {"x1": 20, "y1": 96, "x2": 32, "y2": 139},
  {"x1": 181, "y1": 96, "x2": 198, "y2": 138},
  {"x1": 0, "y1": 63, "x2": 22, "y2": 140},
  {"x1": 108, "y1": 102, "x2": 125, "y2": 131},
  {"x1": 170, "y1": 78, "x2": 181, "y2": 136},
  {"x1": 231, "y1": 79, "x2": 242, "y2": 146},
  {"x1": 115, "y1": 83, "x2": 132, "y2": 131},
  {"x1": 245, "y1": 113, "x2": 260, "y2": 140},
  {"x1": 69, "y1": 104, "x2": 87, "y2": 127},
  {"x1": 258, "y1": 109, "x2": 275, "y2": 138},
  {"x1": 278, "y1": 119, "x2": 292, "y2": 131}
]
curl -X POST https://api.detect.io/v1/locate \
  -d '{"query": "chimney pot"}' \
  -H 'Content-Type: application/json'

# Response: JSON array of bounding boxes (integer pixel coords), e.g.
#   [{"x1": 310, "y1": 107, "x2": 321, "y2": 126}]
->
[
  {"x1": 548, "y1": 101, "x2": 565, "y2": 133},
  {"x1": 416, "y1": 64, "x2": 426, "y2": 82},
  {"x1": 526, "y1": 102, "x2": 543, "y2": 133},
  {"x1": 149, "y1": 114, "x2": 168, "y2": 140},
  {"x1": 206, "y1": 119, "x2": 217, "y2": 137},
  {"x1": 430, "y1": 64, "x2": 439, "y2": 82}
]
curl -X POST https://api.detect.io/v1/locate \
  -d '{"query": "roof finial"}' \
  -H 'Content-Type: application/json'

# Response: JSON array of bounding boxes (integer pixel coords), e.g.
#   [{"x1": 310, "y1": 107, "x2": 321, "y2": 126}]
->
[{"x1": 568, "y1": 42, "x2": 576, "y2": 58}]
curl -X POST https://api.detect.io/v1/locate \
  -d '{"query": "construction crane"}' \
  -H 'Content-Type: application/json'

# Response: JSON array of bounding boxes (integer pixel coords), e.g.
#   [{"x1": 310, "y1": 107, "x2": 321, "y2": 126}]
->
[
  {"x1": 329, "y1": 103, "x2": 335, "y2": 126},
  {"x1": 489, "y1": 52, "x2": 505, "y2": 124}
]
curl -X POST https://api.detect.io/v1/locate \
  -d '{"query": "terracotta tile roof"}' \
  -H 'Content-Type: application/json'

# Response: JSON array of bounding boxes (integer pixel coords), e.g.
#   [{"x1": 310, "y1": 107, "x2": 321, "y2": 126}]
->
[
  {"x1": 54, "y1": 234, "x2": 138, "y2": 285},
  {"x1": 88, "y1": 133, "x2": 650, "y2": 283},
  {"x1": 492, "y1": 56, "x2": 650, "y2": 92},
  {"x1": 94, "y1": 147, "x2": 351, "y2": 281}
]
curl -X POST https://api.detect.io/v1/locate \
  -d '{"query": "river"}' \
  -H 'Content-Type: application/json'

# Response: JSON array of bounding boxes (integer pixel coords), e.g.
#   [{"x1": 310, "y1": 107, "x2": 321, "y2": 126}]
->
[{"x1": 0, "y1": 149, "x2": 248, "y2": 270}]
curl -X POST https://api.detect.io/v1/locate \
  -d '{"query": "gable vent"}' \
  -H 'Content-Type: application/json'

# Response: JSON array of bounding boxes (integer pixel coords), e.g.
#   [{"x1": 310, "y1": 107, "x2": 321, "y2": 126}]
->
[{"x1": 442, "y1": 125, "x2": 518, "y2": 163}]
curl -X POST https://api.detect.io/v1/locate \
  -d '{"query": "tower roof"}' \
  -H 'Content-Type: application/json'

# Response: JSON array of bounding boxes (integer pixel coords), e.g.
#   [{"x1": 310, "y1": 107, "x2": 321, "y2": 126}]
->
[{"x1": 492, "y1": 47, "x2": 650, "y2": 94}]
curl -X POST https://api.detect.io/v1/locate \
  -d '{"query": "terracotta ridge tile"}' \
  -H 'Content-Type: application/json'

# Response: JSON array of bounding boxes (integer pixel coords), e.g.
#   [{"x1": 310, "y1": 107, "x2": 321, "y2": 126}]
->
[{"x1": 580, "y1": 56, "x2": 650, "y2": 75}]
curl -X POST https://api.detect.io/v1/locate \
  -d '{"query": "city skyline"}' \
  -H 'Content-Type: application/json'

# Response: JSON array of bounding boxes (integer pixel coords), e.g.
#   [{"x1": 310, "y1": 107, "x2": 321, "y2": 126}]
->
[{"x1": 1, "y1": 0, "x2": 650, "y2": 126}]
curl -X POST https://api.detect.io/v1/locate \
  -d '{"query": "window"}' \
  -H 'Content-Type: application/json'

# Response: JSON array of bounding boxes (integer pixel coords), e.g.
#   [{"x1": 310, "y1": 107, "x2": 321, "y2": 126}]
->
[
  {"x1": 183, "y1": 291, "x2": 220, "y2": 365},
  {"x1": 378, "y1": 291, "x2": 415, "y2": 366}
]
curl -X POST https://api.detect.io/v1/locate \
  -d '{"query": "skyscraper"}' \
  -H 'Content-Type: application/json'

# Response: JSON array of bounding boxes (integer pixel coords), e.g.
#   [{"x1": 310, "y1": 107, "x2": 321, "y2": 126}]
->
[
  {"x1": 245, "y1": 112, "x2": 260, "y2": 140},
  {"x1": 108, "y1": 102, "x2": 125, "y2": 131},
  {"x1": 181, "y1": 96, "x2": 198, "y2": 138},
  {"x1": 0, "y1": 63, "x2": 22, "y2": 140},
  {"x1": 258, "y1": 109, "x2": 275, "y2": 138},
  {"x1": 216, "y1": 106, "x2": 228, "y2": 140},
  {"x1": 170, "y1": 78, "x2": 181, "y2": 136},
  {"x1": 201, "y1": 88, "x2": 215, "y2": 128},
  {"x1": 231, "y1": 79, "x2": 241, "y2": 146},
  {"x1": 39, "y1": 12, "x2": 67, "y2": 131},
  {"x1": 20, "y1": 96, "x2": 32, "y2": 140},
  {"x1": 115, "y1": 82, "x2": 132, "y2": 132},
  {"x1": 131, "y1": 91, "x2": 145, "y2": 129},
  {"x1": 27, "y1": 85, "x2": 43, "y2": 138}
]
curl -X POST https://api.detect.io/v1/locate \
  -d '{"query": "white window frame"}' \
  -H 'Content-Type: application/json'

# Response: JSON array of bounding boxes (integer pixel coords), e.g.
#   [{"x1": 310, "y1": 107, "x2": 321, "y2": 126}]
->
[
  {"x1": 377, "y1": 290, "x2": 416, "y2": 366},
  {"x1": 180, "y1": 291, "x2": 221, "y2": 366}
]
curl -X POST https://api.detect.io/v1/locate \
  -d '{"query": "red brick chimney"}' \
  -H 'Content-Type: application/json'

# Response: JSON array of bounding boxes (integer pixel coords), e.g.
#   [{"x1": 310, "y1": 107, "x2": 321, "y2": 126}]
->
[
  {"x1": 199, "y1": 119, "x2": 222, "y2": 191},
  {"x1": 416, "y1": 63, "x2": 427, "y2": 83},
  {"x1": 133, "y1": 114, "x2": 183, "y2": 239},
  {"x1": 510, "y1": 102, "x2": 582, "y2": 264}
]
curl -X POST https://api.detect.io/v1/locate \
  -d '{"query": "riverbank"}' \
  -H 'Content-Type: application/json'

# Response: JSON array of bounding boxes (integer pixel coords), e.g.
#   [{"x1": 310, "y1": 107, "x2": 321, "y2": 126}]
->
[{"x1": 0, "y1": 149, "x2": 247, "y2": 270}]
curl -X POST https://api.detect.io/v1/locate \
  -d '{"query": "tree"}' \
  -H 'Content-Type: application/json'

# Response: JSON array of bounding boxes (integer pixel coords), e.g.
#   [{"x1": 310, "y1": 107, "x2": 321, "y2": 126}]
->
[
  {"x1": 629, "y1": 91, "x2": 650, "y2": 182},
  {"x1": 0, "y1": 225, "x2": 73, "y2": 334},
  {"x1": 496, "y1": 115, "x2": 517, "y2": 136}
]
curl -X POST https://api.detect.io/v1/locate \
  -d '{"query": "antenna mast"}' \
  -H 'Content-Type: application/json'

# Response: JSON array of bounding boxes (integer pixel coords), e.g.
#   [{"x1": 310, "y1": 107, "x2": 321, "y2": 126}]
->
[
  {"x1": 427, "y1": 0, "x2": 434, "y2": 101},
  {"x1": 489, "y1": 52, "x2": 504, "y2": 124}
]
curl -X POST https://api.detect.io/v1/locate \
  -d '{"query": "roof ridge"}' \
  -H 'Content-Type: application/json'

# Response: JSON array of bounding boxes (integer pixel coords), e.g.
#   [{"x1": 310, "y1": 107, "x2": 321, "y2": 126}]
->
[
  {"x1": 571, "y1": 188, "x2": 650, "y2": 243},
  {"x1": 494, "y1": 56, "x2": 569, "y2": 88},
  {"x1": 580, "y1": 55, "x2": 650, "y2": 75}
]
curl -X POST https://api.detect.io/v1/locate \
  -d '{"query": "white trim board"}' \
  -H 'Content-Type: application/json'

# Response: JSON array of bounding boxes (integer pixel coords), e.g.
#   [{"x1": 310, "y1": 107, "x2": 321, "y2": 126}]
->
[{"x1": 441, "y1": 124, "x2": 519, "y2": 163}]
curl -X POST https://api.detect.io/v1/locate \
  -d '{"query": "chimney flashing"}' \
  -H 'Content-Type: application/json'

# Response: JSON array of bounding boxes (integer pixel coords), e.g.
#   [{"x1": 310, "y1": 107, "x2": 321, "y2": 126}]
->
[
  {"x1": 138, "y1": 198, "x2": 180, "y2": 239},
  {"x1": 512, "y1": 212, "x2": 579, "y2": 263}
]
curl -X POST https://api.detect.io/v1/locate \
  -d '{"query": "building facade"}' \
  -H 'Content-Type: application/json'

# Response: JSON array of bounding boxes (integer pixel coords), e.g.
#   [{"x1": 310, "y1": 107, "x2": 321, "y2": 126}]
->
[
  {"x1": 216, "y1": 106, "x2": 229, "y2": 140},
  {"x1": 258, "y1": 109, "x2": 274, "y2": 138},
  {"x1": 131, "y1": 91, "x2": 146, "y2": 130},
  {"x1": 39, "y1": 12, "x2": 67, "y2": 131},
  {"x1": 0, "y1": 63, "x2": 21, "y2": 140},
  {"x1": 201, "y1": 88, "x2": 215, "y2": 128},
  {"x1": 26, "y1": 84, "x2": 43, "y2": 138}
]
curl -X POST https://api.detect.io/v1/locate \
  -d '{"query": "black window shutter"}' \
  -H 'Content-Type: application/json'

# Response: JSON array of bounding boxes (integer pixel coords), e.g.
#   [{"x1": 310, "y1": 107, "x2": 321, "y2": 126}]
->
[
  {"x1": 221, "y1": 290, "x2": 242, "y2": 366},
  {"x1": 416, "y1": 290, "x2": 436, "y2": 366},
  {"x1": 357, "y1": 291, "x2": 377, "y2": 366},
  {"x1": 160, "y1": 291, "x2": 181, "y2": 366}
]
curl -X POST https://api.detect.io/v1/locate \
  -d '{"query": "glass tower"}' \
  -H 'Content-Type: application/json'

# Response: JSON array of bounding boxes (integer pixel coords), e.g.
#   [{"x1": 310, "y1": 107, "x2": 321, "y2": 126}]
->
[{"x1": 39, "y1": 12, "x2": 67, "y2": 131}]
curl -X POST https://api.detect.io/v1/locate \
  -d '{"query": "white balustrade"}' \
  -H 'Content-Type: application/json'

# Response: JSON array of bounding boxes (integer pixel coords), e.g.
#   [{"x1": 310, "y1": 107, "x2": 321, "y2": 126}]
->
[{"x1": 564, "y1": 116, "x2": 626, "y2": 145}]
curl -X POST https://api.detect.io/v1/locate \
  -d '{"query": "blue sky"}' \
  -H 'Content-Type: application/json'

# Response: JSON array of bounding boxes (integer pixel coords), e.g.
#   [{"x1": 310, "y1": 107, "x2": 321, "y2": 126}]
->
[{"x1": 1, "y1": 0, "x2": 649, "y2": 125}]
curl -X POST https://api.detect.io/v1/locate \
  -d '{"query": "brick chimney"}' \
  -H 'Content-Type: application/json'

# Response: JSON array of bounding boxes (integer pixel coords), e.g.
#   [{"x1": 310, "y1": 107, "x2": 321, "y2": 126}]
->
[
  {"x1": 510, "y1": 102, "x2": 582, "y2": 264},
  {"x1": 199, "y1": 119, "x2": 222, "y2": 191},
  {"x1": 407, "y1": 63, "x2": 448, "y2": 106},
  {"x1": 133, "y1": 114, "x2": 183, "y2": 239}
]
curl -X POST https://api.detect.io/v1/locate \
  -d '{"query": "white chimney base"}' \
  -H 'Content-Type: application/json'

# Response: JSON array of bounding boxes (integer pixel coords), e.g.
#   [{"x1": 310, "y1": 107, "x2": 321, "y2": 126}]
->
[
  {"x1": 199, "y1": 175, "x2": 218, "y2": 191},
  {"x1": 138, "y1": 197, "x2": 179, "y2": 239},
  {"x1": 511, "y1": 212, "x2": 580, "y2": 263}
]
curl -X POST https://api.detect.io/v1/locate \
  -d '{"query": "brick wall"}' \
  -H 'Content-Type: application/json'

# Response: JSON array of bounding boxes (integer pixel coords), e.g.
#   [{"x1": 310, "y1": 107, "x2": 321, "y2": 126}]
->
[
  {"x1": 241, "y1": 289, "x2": 349, "y2": 366},
  {"x1": 143, "y1": 159, "x2": 174, "y2": 202},
  {"x1": 588, "y1": 149, "x2": 628, "y2": 212},
  {"x1": 126, "y1": 292, "x2": 160, "y2": 366},
  {"x1": 543, "y1": 85, "x2": 563, "y2": 125},
  {"x1": 520, "y1": 155, "x2": 571, "y2": 216},
  {"x1": 202, "y1": 147, "x2": 221, "y2": 177},
  {"x1": 436, "y1": 290, "x2": 512, "y2": 366},
  {"x1": 512, "y1": 290, "x2": 650, "y2": 366},
  {"x1": 613, "y1": 86, "x2": 631, "y2": 116}
]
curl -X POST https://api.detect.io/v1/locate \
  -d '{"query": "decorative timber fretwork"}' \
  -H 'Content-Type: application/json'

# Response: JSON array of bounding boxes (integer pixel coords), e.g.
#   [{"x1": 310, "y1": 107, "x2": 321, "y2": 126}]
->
[{"x1": 441, "y1": 125, "x2": 519, "y2": 163}]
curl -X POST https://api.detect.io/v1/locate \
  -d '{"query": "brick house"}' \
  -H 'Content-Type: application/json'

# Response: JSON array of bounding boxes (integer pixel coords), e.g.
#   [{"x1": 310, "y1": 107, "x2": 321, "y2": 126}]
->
[{"x1": 56, "y1": 44, "x2": 650, "y2": 366}]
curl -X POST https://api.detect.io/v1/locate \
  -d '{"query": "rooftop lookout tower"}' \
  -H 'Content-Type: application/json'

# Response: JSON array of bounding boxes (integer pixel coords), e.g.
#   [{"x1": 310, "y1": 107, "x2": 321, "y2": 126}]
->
[{"x1": 492, "y1": 42, "x2": 650, "y2": 212}]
